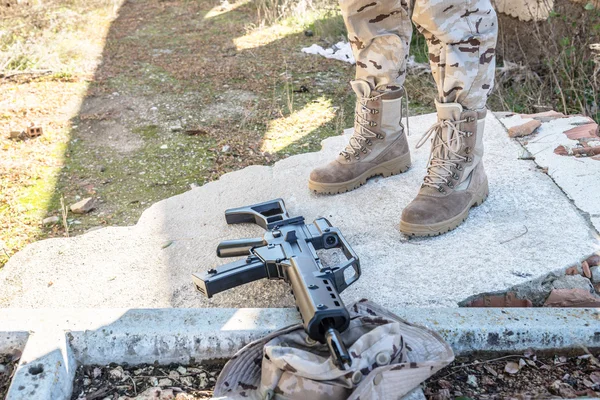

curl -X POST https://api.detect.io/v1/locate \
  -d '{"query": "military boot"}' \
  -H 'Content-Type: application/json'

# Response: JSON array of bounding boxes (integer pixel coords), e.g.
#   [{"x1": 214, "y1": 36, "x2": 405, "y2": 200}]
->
[
  {"x1": 308, "y1": 79, "x2": 411, "y2": 194},
  {"x1": 400, "y1": 101, "x2": 488, "y2": 236}
]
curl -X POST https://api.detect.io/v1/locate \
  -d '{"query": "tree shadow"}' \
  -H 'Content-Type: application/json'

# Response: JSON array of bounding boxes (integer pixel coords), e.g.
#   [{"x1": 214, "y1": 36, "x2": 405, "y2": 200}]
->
[{"x1": 11, "y1": 0, "x2": 359, "y2": 308}]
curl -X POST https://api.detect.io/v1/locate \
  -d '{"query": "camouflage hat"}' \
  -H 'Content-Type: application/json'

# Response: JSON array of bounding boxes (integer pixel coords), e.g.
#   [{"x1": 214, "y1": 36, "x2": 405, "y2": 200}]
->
[{"x1": 212, "y1": 300, "x2": 453, "y2": 399}]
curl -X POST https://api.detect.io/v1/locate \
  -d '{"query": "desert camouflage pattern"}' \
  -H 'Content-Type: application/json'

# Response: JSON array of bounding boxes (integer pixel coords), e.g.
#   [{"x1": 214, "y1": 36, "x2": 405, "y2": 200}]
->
[
  {"x1": 340, "y1": 0, "x2": 498, "y2": 110},
  {"x1": 213, "y1": 300, "x2": 454, "y2": 400},
  {"x1": 340, "y1": 0, "x2": 412, "y2": 91}
]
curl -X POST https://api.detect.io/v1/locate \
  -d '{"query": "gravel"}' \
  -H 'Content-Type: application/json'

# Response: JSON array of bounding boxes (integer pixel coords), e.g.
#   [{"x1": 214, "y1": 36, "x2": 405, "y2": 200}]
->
[
  {"x1": 71, "y1": 361, "x2": 224, "y2": 400},
  {"x1": 0, "y1": 352, "x2": 20, "y2": 399},
  {"x1": 423, "y1": 350, "x2": 600, "y2": 399}
]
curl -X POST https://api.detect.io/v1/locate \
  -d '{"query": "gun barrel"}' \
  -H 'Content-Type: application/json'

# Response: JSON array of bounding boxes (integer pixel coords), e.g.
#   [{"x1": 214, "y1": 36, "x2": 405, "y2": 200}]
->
[{"x1": 216, "y1": 238, "x2": 266, "y2": 258}]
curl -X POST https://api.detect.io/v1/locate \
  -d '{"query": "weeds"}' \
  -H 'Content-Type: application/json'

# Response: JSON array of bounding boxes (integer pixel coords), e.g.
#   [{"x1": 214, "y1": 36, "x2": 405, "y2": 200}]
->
[{"x1": 490, "y1": 1, "x2": 600, "y2": 121}]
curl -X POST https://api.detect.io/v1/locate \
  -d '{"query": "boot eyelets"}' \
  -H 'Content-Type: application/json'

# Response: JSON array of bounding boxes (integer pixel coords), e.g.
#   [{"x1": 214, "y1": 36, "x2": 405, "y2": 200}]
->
[
  {"x1": 456, "y1": 165, "x2": 463, "y2": 171},
  {"x1": 464, "y1": 147, "x2": 471, "y2": 154},
  {"x1": 467, "y1": 117, "x2": 475, "y2": 122},
  {"x1": 361, "y1": 147, "x2": 367, "y2": 154},
  {"x1": 366, "y1": 139, "x2": 372, "y2": 146},
  {"x1": 376, "y1": 134, "x2": 384, "y2": 139},
  {"x1": 452, "y1": 173, "x2": 459, "y2": 180},
  {"x1": 369, "y1": 122, "x2": 377, "y2": 127},
  {"x1": 447, "y1": 182, "x2": 454, "y2": 188},
  {"x1": 465, "y1": 131, "x2": 473, "y2": 137},
  {"x1": 438, "y1": 187, "x2": 445, "y2": 193},
  {"x1": 466, "y1": 156, "x2": 473, "y2": 163}
]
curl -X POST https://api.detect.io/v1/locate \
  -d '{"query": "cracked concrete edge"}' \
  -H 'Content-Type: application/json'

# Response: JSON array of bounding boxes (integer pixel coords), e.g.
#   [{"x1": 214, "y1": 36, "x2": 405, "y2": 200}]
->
[{"x1": 2, "y1": 307, "x2": 600, "y2": 399}]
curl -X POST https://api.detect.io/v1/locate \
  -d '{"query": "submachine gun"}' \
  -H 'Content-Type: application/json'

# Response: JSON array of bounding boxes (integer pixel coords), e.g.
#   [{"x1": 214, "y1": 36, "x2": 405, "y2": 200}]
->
[{"x1": 192, "y1": 199, "x2": 361, "y2": 369}]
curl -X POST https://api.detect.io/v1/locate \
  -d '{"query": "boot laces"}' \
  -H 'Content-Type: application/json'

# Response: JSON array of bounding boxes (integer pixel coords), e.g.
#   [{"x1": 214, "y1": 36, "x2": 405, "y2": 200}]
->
[
  {"x1": 340, "y1": 93, "x2": 384, "y2": 160},
  {"x1": 416, "y1": 118, "x2": 470, "y2": 191}
]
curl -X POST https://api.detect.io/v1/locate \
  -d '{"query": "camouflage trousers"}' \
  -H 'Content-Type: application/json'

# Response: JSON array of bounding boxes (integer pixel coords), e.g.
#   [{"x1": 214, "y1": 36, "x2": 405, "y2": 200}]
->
[{"x1": 340, "y1": 0, "x2": 498, "y2": 110}]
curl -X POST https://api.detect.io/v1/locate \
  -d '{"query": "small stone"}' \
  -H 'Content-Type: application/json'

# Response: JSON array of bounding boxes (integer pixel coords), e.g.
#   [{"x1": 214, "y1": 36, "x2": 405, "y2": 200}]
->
[
  {"x1": 150, "y1": 377, "x2": 159, "y2": 386},
  {"x1": 180, "y1": 376, "x2": 193, "y2": 387},
  {"x1": 42, "y1": 216, "x2": 59, "y2": 226},
  {"x1": 109, "y1": 366, "x2": 123, "y2": 380},
  {"x1": 467, "y1": 374, "x2": 478, "y2": 388},
  {"x1": 170, "y1": 123, "x2": 182, "y2": 132},
  {"x1": 187, "y1": 367, "x2": 202, "y2": 374},
  {"x1": 176, "y1": 366, "x2": 187, "y2": 375},
  {"x1": 0, "y1": 364, "x2": 6, "y2": 374},
  {"x1": 169, "y1": 370, "x2": 180, "y2": 380},
  {"x1": 97, "y1": 165, "x2": 106, "y2": 173},
  {"x1": 590, "y1": 266, "x2": 600, "y2": 284},
  {"x1": 199, "y1": 372, "x2": 209, "y2": 388},
  {"x1": 304, "y1": 29, "x2": 314, "y2": 37},
  {"x1": 160, "y1": 144, "x2": 168, "y2": 149},
  {"x1": 93, "y1": 367, "x2": 102, "y2": 378},
  {"x1": 582, "y1": 260, "x2": 592, "y2": 278},
  {"x1": 83, "y1": 377, "x2": 92, "y2": 386},
  {"x1": 565, "y1": 265, "x2": 580, "y2": 275},
  {"x1": 221, "y1": 144, "x2": 231, "y2": 153},
  {"x1": 508, "y1": 119, "x2": 542, "y2": 138},
  {"x1": 158, "y1": 378, "x2": 173, "y2": 387},
  {"x1": 134, "y1": 368, "x2": 143, "y2": 375},
  {"x1": 552, "y1": 274, "x2": 594, "y2": 292},
  {"x1": 587, "y1": 254, "x2": 600, "y2": 267},
  {"x1": 70, "y1": 197, "x2": 95, "y2": 214},
  {"x1": 150, "y1": 106, "x2": 158, "y2": 111}
]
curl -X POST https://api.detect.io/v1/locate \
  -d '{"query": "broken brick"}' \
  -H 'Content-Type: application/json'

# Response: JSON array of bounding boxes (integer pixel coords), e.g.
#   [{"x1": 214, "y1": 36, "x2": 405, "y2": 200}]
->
[
  {"x1": 462, "y1": 291, "x2": 533, "y2": 308},
  {"x1": 554, "y1": 145, "x2": 569, "y2": 156},
  {"x1": 520, "y1": 110, "x2": 566, "y2": 122},
  {"x1": 543, "y1": 289, "x2": 600, "y2": 308},
  {"x1": 508, "y1": 120, "x2": 542, "y2": 138},
  {"x1": 563, "y1": 123, "x2": 599, "y2": 141}
]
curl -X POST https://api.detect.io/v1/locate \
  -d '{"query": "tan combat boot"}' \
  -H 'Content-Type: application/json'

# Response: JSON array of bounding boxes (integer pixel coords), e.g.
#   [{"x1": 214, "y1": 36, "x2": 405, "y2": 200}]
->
[
  {"x1": 308, "y1": 79, "x2": 411, "y2": 194},
  {"x1": 400, "y1": 101, "x2": 488, "y2": 236}
]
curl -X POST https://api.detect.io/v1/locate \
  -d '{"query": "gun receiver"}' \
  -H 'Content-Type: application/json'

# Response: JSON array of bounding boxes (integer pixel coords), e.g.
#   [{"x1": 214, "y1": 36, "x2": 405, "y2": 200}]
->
[{"x1": 192, "y1": 199, "x2": 360, "y2": 369}]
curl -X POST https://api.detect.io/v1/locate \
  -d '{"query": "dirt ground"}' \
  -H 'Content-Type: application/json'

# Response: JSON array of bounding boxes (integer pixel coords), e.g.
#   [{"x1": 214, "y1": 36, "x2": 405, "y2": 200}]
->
[
  {"x1": 0, "y1": 352, "x2": 19, "y2": 399},
  {"x1": 0, "y1": 0, "x2": 437, "y2": 267},
  {"x1": 423, "y1": 350, "x2": 600, "y2": 399}
]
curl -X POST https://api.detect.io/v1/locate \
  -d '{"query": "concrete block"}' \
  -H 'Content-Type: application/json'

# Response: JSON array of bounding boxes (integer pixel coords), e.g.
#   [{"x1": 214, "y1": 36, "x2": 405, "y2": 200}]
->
[
  {"x1": 0, "y1": 114, "x2": 598, "y2": 311},
  {"x1": 6, "y1": 330, "x2": 75, "y2": 400},
  {"x1": 1, "y1": 307, "x2": 600, "y2": 399}
]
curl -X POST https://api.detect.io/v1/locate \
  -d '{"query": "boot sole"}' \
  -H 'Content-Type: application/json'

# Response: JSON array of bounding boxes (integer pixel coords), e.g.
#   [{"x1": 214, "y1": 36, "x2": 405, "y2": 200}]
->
[
  {"x1": 308, "y1": 153, "x2": 411, "y2": 195},
  {"x1": 399, "y1": 178, "x2": 489, "y2": 237}
]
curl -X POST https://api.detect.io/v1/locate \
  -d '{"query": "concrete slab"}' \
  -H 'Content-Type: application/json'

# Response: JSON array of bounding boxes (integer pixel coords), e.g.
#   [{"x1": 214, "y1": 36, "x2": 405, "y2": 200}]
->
[
  {"x1": 2, "y1": 307, "x2": 600, "y2": 400},
  {"x1": 498, "y1": 114, "x2": 600, "y2": 233},
  {"x1": 0, "y1": 113, "x2": 598, "y2": 309}
]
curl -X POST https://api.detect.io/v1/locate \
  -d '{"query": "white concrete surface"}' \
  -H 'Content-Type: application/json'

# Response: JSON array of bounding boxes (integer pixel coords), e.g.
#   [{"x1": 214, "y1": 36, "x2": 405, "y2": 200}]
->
[
  {"x1": 498, "y1": 114, "x2": 600, "y2": 232},
  {"x1": 2, "y1": 307, "x2": 600, "y2": 400},
  {"x1": 0, "y1": 113, "x2": 598, "y2": 309}
]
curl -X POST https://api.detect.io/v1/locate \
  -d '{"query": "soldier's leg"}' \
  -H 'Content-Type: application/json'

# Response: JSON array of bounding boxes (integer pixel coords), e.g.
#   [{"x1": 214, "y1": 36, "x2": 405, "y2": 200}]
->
[
  {"x1": 308, "y1": 0, "x2": 413, "y2": 194},
  {"x1": 400, "y1": 0, "x2": 498, "y2": 236}
]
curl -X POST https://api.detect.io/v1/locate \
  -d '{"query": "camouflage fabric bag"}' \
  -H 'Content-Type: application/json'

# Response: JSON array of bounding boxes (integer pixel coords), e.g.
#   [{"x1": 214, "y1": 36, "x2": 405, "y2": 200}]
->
[{"x1": 212, "y1": 300, "x2": 453, "y2": 399}]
